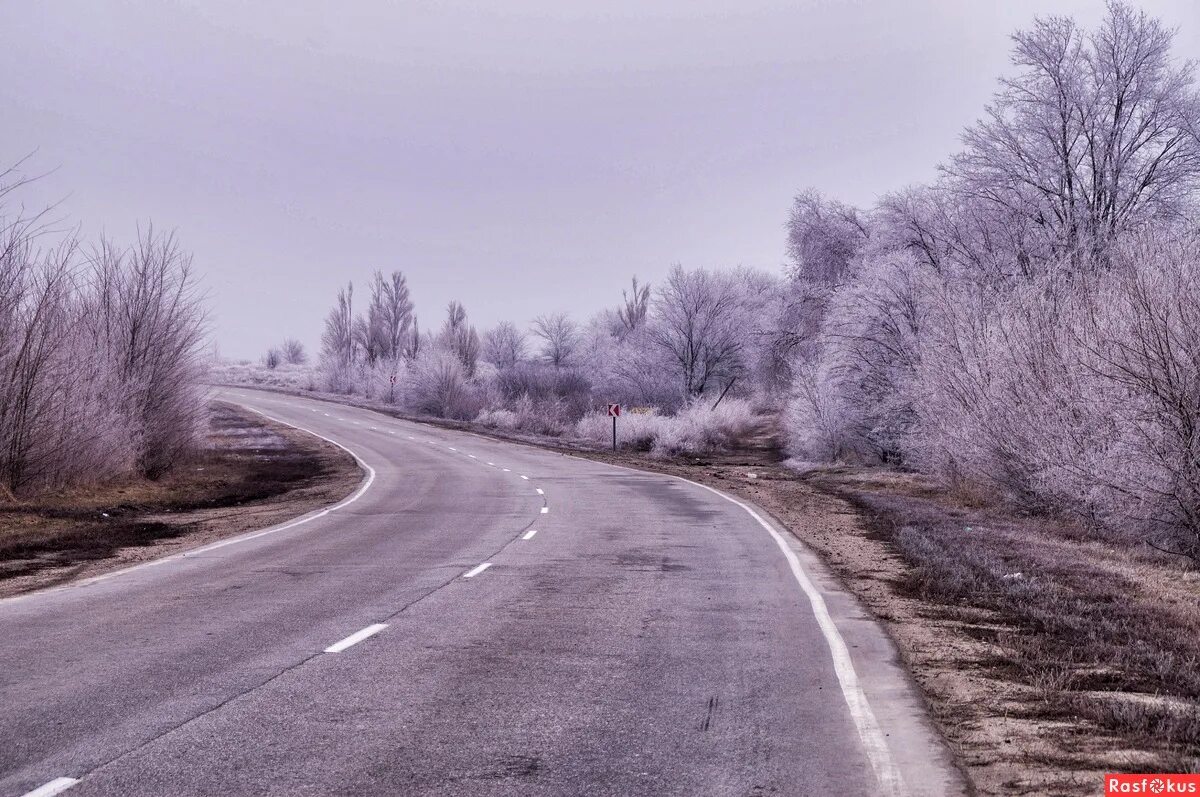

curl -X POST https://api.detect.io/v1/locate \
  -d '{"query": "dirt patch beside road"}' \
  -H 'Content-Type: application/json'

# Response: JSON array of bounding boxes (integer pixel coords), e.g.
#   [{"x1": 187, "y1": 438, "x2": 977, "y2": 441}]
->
[{"x1": 0, "y1": 401, "x2": 361, "y2": 599}]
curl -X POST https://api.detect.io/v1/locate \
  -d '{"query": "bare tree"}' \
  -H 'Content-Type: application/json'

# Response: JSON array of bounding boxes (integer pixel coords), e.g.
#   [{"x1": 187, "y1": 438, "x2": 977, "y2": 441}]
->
[
  {"x1": 439, "y1": 300, "x2": 480, "y2": 376},
  {"x1": 358, "y1": 270, "x2": 414, "y2": 363},
  {"x1": 948, "y1": 1, "x2": 1200, "y2": 268},
  {"x1": 89, "y1": 228, "x2": 208, "y2": 478},
  {"x1": 617, "y1": 277, "x2": 651, "y2": 339},
  {"x1": 264, "y1": 348, "x2": 282, "y2": 369},
  {"x1": 404, "y1": 315, "x2": 422, "y2": 360},
  {"x1": 321, "y1": 282, "x2": 354, "y2": 367},
  {"x1": 647, "y1": 266, "x2": 744, "y2": 399},
  {"x1": 483, "y1": 321, "x2": 527, "y2": 368},
  {"x1": 281, "y1": 338, "x2": 306, "y2": 365},
  {"x1": 532, "y1": 312, "x2": 579, "y2": 368}
]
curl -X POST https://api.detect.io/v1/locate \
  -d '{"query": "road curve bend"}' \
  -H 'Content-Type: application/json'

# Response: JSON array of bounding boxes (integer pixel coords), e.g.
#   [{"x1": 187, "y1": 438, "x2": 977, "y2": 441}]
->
[{"x1": 0, "y1": 387, "x2": 965, "y2": 797}]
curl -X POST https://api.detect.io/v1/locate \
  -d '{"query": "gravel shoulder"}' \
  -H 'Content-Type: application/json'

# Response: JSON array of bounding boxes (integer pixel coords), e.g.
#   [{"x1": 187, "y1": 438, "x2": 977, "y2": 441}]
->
[{"x1": 0, "y1": 400, "x2": 362, "y2": 599}]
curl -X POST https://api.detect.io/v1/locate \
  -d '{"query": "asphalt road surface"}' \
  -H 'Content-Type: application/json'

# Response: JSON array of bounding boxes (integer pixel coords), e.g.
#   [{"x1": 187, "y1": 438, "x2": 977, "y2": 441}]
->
[{"x1": 0, "y1": 387, "x2": 965, "y2": 797}]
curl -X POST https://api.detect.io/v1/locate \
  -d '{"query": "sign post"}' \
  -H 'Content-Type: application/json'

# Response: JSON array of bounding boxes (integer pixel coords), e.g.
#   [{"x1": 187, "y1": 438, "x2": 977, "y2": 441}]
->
[{"x1": 607, "y1": 403, "x2": 621, "y2": 451}]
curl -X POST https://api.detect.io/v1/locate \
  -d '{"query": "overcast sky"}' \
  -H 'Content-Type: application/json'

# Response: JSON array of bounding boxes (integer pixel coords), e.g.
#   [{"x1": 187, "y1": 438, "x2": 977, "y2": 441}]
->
[{"x1": 2, "y1": 1, "x2": 1199, "y2": 360}]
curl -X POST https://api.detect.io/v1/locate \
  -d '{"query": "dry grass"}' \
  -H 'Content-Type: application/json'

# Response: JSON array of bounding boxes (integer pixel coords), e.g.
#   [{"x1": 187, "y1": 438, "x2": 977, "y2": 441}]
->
[{"x1": 810, "y1": 469, "x2": 1200, "y2": 787}]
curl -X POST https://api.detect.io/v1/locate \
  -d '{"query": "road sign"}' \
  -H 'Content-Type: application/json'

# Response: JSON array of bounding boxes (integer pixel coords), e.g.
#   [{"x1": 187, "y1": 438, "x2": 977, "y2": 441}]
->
[{"x1": 607, "y1": 404, "x2": 621, "y2": 417}]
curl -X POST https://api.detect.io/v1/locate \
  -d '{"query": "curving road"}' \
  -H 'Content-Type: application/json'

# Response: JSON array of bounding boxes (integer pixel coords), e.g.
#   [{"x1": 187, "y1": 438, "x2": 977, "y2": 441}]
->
[{"x1": 0, "y1": 388, "x2": 964, "y2": 797}]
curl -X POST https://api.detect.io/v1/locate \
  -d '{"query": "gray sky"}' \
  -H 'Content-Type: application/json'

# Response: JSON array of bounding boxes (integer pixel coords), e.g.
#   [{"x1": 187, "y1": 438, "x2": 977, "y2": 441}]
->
[{"x1": 3, "y1": 1, "x2": 1198, "y2": 360}]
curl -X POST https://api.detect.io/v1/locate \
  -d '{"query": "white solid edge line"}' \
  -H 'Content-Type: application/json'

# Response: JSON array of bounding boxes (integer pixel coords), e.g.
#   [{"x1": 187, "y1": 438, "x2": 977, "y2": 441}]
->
[
  {"x1": 522, "y1": 529, "x2": 538, "y2": 540},
  {"x1": 20, "y1": 777, "x2": 79, "y2": 797},
  {"x1": 462, "y1": 562, "x2": 492, "y2": 578},
  {"x1": 675, "y1": 474, "x2": 905, "y2": 795},
  {"x1": 324, "y1": 623, "x2": 388, "y2": 653},
  {"x1": 0, "y1": 401, "x2": 379, "y2": 607}
]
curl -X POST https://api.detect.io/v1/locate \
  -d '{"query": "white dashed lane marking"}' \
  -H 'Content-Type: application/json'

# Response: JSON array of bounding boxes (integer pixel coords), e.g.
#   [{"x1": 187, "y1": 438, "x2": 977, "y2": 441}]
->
[
  {"x1": 522, "y1": 529, "x2": 538, "y2": 540},
  {"x1": 462, "y1": 562, "x2": 492, "y2": 578},
  {"x1": 324, "y1": 624, "x2": 388, "y2": 654},
  {"x1": 21, "y1": 778, "x2": 78, "y2": 797}
]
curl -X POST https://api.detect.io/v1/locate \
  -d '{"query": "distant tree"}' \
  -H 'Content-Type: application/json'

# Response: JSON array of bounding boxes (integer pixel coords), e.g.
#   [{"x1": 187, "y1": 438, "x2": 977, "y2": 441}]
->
[
  {"x1": 360, "y1": 270, "x2": 414, "y2": 363},
  {"x1": 617, "y1": 277, "x2": 651, "y2": 339},
  {"x1": 264, "y1": 348, "x2": 282, "y2": 369},
  {"x1": 281, "y1": 338, "x2": 306, "y2": 365},
  {"x1": 404, "y1": 315, "x2": 422, "y2": 360},
  {"x1": 786, "y1": 189, "x2": 869, "y2": 287},
  {"x1": 483, "y1": 321, "x2": 527, "y2": 368},
  {"x1": 532, "y1": 312, "x2": 579, "y2": 368},
  {"x1": 321, "y1": 282, "x2": 354, "y2": 367},
  {"x1": 439, "y1": 300, "x2": 480, "y2": 376},
  {"x1": 648, "y1": 266, "x2": 744, "y2": 398}
]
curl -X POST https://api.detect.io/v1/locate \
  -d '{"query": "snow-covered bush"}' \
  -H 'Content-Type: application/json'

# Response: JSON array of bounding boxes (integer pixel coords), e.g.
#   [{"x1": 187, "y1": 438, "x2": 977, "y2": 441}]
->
[
  {"x1": 0, "y1": 201, "x2": 206, "y2": 494},
  {"x1": 574, "y1": 399, "x2": 758, "y2": 455},
  {"x1": 211, "y1": 361, "x2": 318, "y2": 391},
  {"x1": 651, "y1": 399, "x2": 758, "y2": 455},
  {"x1": 575, "y1": 409, "x2": 665, "y2": 451},
  {"x1": 406, "y1": 350, "x2": 479, "y2": 420}
]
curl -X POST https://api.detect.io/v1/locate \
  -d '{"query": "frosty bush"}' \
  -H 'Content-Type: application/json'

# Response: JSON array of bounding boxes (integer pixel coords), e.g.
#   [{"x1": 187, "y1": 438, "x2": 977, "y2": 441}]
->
[
  {"x1": 574, "y1": 399, "x2": 756, "y2": 455},
  {"x1": 0, "y1": 171, "x2": 207, "y2": 494},
  {"x1": 575, "y1": 409, "x2": 664, "y2": 451},
  {"x1": 651, "y1": 399, "x2": 758, "y2": 455}
]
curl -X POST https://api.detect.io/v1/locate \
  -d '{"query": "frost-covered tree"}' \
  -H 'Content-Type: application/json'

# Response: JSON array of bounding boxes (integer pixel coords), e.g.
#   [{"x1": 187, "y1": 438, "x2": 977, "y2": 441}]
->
[
  {"x1": 439, "y1": 300, "x2": 480, "y2": 376},
  {"x1": 483, "y1": 321, "x2": 527, "y2": 368},
  {"x1": 947, "y1": 1, "x2": 1200, "y2": 269},
  {"x1": 532, "y1": 313, "x2": 579, "y2": 368},
  {"x1": 647, "y1": 266, "x2": 744, "y2": 400}
]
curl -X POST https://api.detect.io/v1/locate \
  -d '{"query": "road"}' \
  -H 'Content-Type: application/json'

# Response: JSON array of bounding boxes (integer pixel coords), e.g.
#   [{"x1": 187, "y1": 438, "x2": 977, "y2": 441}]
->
[{"x1": 0, "y1": 387, "x2": 964, "y2": 796}]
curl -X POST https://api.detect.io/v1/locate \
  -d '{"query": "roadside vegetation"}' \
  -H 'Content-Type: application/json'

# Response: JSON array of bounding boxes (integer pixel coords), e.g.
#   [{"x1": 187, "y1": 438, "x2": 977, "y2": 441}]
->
[
  {"x1": 0, "y1": 162, "x2": 207, "y2": 497},
  {"x1": 0, "y1": 164, "x2": 361, "y2": 594}
]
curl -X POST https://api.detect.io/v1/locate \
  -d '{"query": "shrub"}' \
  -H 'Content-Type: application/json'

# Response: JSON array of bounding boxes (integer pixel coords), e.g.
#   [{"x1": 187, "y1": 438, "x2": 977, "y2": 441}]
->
[
  {"x1": 651, "y1": 399, "x2": 758, "y2": 455},
  {"x1": 575, "y1": 409, "x2": 664, "y2": 451},
  {"x1": 574, "y1": 399, "x2": 758, "y2": 455}
]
